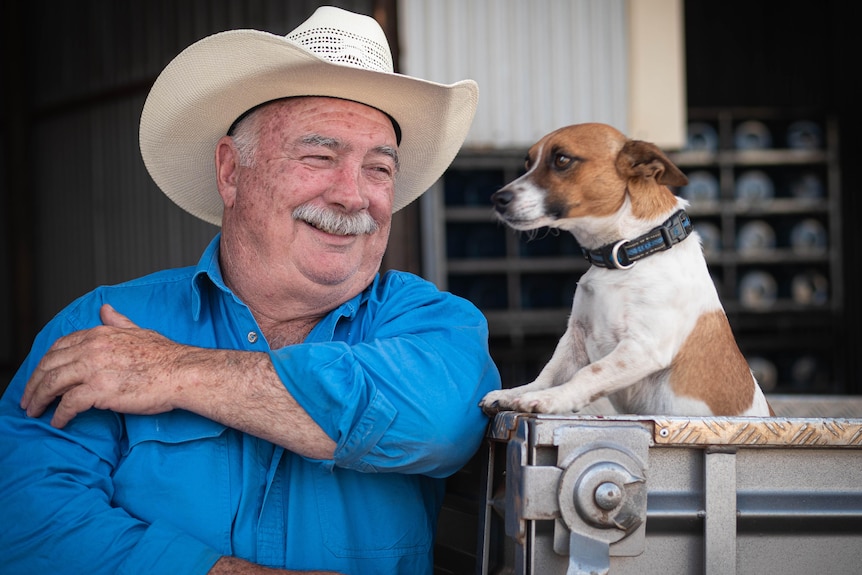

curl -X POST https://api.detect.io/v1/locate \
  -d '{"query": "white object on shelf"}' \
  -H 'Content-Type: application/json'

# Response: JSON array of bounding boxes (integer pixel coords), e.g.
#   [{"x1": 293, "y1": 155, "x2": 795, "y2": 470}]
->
[
  {"x1": 735, "y1": 170, "x2": 775, "y2": 201},
  {"x1": 734, "y1": 120, "x2": 773, "y2": 149},
  {"x1": 739, "y1": 270, "x2": 778, "y2": 309},
  {"x1": 737, "y1": 220, "x2": 776, "y2": 252}
]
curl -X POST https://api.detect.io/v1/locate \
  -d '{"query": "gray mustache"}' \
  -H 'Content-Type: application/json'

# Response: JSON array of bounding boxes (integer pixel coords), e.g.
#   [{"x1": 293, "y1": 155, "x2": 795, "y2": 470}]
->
[{"x1": 292, "y1": 204, "x2": 380, "y2": 236}]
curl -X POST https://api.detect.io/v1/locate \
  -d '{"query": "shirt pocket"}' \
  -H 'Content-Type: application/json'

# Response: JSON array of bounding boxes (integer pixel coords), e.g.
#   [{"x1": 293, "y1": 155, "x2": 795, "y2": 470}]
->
[
  {"x1": 113, "y1": 413, "x2": 232, "y2": 552},
  {"x1": 314, "y1": 465, "x2": 436, "y2": 559},
  {"x1": 121, "y1": 411, "x2": 227, "y2": 453}
]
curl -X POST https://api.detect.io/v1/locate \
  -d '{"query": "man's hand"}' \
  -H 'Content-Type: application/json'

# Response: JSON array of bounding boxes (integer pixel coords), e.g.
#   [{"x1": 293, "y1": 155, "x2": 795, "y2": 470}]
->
[
  {"x1": 209, "y1": 556, "x2": 343, "y2": 574},
  {"x1": 21, "y1": 304, "x2": 185, "y2": 427},
  {"x1": 20, "y1": 303, "x2": 336, "y2": 459}
]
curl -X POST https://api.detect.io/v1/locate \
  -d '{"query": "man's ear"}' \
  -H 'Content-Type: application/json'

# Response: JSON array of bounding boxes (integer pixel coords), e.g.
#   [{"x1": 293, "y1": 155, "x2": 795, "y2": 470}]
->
[{"x1": 215, "y1": 136, "x2": 240, "y2": 208}]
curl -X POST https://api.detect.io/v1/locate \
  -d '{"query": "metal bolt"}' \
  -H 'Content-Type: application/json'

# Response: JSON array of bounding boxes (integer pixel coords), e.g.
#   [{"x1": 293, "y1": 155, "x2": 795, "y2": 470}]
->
[{"x1": 594, "y1": 481, "x2": 623, "y2": 511}]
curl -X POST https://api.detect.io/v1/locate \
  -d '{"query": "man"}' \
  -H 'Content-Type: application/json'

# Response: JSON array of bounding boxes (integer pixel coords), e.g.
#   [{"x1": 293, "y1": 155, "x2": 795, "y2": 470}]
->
[{"x1": 0, "y1": 7, "x2": 500, "y2": 575}]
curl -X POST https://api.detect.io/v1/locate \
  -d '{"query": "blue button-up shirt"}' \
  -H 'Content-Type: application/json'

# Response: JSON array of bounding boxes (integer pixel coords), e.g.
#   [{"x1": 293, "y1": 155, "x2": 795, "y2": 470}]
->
[{"x1": 0, "y1": 235, "x2": 501, "y2": 575}]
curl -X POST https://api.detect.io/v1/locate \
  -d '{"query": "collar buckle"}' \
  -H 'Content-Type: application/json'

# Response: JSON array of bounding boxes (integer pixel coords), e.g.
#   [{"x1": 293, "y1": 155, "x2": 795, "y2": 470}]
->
[{"x1": 610, "y1": 239, "x2": 636, "y2": 270}]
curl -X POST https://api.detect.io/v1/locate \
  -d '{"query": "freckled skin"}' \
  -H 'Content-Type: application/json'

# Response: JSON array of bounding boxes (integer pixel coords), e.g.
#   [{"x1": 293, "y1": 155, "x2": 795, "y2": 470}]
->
[{"x1": 214, "y1": 98, "x2": 397, "y2": 344}]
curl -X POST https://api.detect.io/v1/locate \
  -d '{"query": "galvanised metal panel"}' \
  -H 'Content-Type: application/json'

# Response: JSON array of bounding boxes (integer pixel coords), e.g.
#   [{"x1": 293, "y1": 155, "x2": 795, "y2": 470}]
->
[
  {"x1": 0, "y1": 137, "x2": 10, "y2": 382},
  {"x1": 31, "y1": 77, "x2": 217, "y2": 324},
  {"x1": 398, "y1": 0, "x2": 629, "y2": 149},
  {"x1": 480, "y1": 411, "x2": 862, "y2": 574},
  {"x1": 30, "y1": 0, "x2": 371, "y2": 108}
]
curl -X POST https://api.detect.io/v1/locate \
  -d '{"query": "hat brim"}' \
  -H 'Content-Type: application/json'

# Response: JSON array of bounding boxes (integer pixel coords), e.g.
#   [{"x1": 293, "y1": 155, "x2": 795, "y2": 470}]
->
[{"x1": 140, "y1": 29, "x2": 478, "y2": 226}]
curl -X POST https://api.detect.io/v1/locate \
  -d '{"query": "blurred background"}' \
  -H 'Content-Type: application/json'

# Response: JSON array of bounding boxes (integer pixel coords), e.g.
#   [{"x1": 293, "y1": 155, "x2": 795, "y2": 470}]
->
[{"x1": 2, "y1": 0, "x2": 859, "y2": 397}]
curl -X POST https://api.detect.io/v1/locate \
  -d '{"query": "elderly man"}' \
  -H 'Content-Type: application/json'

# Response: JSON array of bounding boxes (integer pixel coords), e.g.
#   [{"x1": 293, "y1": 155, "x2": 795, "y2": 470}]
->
[{"x1": 0, "y1": 7, "x2": 500, "y2": 575}]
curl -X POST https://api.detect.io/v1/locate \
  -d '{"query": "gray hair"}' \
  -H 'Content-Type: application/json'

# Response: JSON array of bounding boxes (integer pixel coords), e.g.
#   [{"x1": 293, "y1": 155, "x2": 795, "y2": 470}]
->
[{"x1": 230, "y1": 109, "x2": 263, "y2": 167}]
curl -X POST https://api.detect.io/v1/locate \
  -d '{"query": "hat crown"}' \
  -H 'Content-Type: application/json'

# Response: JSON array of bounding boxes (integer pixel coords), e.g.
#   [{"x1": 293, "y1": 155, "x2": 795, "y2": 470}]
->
[{"x1": 285, "y1": 6, "x2": 393, "y2": 73}]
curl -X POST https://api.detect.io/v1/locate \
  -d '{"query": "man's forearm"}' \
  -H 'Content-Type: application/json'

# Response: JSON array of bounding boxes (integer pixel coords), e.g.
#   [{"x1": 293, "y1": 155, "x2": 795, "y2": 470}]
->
[{"x1": 175, "y1": 347, "x2": 336, "y2": 459}]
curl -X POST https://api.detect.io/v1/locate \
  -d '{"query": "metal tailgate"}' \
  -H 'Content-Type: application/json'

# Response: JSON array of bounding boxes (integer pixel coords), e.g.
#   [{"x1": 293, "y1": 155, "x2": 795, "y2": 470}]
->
[{"x1": 477, "y1": 408, "x2": 862, "y2": 575}]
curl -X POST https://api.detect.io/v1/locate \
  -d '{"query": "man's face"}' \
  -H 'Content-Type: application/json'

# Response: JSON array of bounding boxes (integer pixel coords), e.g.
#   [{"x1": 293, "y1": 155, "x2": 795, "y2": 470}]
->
[{"x1": 217, "y1": 97, "x2": 397, "y2": 307}]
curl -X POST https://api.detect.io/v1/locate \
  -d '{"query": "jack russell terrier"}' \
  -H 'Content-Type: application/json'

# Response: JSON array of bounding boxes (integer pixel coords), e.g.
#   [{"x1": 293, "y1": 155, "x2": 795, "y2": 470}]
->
[{"x1": 480, "y1": 123, "x2": 774, "y2": 417}]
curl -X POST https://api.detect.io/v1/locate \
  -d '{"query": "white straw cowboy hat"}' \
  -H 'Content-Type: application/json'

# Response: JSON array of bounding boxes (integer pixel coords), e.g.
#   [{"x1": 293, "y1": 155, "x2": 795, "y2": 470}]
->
[{"x1": 139, "y1": 6, "x2": 479, "y2": 226}]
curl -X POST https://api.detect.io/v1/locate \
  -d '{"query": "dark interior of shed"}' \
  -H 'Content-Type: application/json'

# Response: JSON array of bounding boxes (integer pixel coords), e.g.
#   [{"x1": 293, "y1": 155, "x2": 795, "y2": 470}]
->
[{"x1": 682, "y1": 1, "x2": 859, "y2": 394}]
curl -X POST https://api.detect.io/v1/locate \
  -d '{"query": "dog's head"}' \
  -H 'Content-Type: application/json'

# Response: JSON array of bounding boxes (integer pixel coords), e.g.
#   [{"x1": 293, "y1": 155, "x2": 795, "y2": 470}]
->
[{"x1": 491, "y1": 123, "x2": 688, "y2": 231}]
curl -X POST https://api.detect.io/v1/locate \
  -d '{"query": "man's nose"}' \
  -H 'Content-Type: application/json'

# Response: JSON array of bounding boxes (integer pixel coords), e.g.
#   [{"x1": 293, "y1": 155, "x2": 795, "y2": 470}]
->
[{"x1": 326, "y1": 164, "x2": 369, "y2": 211}]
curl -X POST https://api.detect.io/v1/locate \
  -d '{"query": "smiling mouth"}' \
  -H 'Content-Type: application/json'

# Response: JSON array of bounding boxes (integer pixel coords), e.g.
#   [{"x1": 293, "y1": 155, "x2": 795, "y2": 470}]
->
[{"x1": 303, "y1": 220, "x2": 355, "y2": 236}]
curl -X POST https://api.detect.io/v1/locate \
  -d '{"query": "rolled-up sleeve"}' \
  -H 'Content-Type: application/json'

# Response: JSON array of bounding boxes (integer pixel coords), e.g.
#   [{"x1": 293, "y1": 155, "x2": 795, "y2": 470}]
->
[{"x1": 269, "y1": 272, "x2": 501, "y2": 477}]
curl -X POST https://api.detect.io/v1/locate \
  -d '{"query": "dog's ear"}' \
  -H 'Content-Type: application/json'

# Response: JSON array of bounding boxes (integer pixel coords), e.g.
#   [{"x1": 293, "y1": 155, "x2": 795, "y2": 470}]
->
[{"x1": 616, "y1": 140, "x2": 688, "y2": 187}]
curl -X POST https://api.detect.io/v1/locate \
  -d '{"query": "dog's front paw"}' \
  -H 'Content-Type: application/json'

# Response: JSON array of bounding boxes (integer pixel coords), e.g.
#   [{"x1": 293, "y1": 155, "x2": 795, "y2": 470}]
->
[
  {"x1": 479, "y1": 388, "x2": 524, "y2": 415},
  {"x1": 511, "y1": 389, "x2": 585, "y2": 414}
]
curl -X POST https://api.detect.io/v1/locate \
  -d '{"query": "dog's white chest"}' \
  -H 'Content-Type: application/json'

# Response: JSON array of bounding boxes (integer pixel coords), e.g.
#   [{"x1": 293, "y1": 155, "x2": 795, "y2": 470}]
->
[{"x1": 572, "y1": 247, "x2": 714, "y2": 362}]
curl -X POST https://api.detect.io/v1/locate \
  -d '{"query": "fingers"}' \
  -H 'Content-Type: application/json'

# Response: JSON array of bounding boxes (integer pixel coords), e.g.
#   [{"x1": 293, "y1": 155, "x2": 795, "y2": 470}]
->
[
  {"x1": 50, "y1": 388, "x2": 97, "y2": 428},
  {"x1": 21, "y1": 342, "x2": 90, "y2": 419},
  {"x1": 20, "y1": 306, "x2": 180, "y2": 427},
  {"x1": 21, "y1": 304, "x2": 130, "y2": 415},
  {"x1": 25, "y1": 357, "x2": 99, "y2": 428}
]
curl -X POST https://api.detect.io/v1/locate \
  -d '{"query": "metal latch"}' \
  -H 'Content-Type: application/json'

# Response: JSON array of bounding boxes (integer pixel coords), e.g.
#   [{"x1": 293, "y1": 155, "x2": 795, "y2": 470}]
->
[{"x1": 507, "y1": 420, "x2": 651, "y2": 575}]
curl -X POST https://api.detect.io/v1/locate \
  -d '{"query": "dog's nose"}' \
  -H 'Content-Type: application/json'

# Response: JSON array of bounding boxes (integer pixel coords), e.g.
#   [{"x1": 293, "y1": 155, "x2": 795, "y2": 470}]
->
[{"x1": 491, "y1": 188, "x2": 513, "y2": 211}]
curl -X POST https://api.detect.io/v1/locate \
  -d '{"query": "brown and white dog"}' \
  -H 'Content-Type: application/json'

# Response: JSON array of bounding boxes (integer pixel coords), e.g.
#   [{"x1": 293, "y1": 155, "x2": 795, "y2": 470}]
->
[{"x1": 480, "y1": 123, "x2": 773, "y2": 417}]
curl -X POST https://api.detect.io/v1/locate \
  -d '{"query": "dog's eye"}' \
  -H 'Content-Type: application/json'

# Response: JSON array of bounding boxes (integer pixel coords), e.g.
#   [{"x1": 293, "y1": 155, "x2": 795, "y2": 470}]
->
[{"x1": 554, "y1": 154, "x2": 573, "y2": 169}]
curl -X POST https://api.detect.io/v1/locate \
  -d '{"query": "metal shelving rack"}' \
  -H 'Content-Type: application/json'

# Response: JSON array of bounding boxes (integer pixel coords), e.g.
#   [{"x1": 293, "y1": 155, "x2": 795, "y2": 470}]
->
[
  {"x1": 670, "y1": 108, "x2": 842, "y2": 393},
  {"x1": 671, "y1": 108, "x2": 842, "y2": 313}
]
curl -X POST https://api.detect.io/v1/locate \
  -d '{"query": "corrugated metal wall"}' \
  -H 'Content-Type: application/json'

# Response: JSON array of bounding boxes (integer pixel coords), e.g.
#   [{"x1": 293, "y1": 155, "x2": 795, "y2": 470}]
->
[
  {"x1": 0, "y1": 135, "x2": 9, "y2": 375},
  {"x1": 399, "y1": 0, "x2": 630, "y2": 149}
]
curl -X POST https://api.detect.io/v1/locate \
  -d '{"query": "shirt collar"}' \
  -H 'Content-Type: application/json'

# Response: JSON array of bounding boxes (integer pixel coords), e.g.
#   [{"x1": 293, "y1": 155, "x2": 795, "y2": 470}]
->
[{"x1": 190, "y1": 235, "x2": 225, "y2": 321}]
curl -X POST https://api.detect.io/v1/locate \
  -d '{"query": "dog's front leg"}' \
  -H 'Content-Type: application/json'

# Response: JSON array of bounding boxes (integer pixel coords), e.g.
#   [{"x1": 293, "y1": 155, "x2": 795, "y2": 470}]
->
[
  {"x1": 527, "y1": 320, "x2": 589, "y2": 388},
  {"x1": 479, "y1": 323, "x2": 587, "y2": 413},
  {"x1": 510, "y1": 337, "x2": 664, "y2": 414}
]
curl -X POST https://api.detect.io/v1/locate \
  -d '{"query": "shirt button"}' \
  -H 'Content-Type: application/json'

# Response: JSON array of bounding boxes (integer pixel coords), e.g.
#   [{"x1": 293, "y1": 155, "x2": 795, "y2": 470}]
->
[{"x1": 247, "y1": 331, "x2": 259, "y2": 344}]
